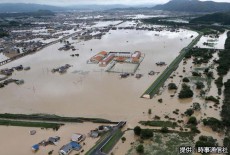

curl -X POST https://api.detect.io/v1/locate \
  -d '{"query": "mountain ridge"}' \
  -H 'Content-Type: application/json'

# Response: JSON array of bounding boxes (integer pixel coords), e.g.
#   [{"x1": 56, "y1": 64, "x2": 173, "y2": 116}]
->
[
  {"x1": 153, "y1": 0, "x2": 230, "y2": 12},
  {"x1": 190, "y1": 12, "x2": 230, "y2": 25}
]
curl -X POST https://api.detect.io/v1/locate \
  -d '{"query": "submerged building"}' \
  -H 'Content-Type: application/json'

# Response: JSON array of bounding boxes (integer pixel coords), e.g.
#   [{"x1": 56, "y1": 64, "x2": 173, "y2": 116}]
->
[
  {"x1": 59, "y1": 141, "x2": 82, "y2": 155},
  {"x1": 89, "y1": 51, "x2": 142, "y2": 66}
]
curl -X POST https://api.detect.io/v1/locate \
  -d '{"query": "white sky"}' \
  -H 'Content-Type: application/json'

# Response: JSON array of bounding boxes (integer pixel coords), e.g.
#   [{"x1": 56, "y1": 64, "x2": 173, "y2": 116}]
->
[{"x1": 0, "y1": 0, "x2": 229, "y2": 6}]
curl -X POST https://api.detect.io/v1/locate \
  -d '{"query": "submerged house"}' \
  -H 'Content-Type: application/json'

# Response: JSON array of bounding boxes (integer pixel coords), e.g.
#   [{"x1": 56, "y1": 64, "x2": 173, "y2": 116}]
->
[
  {"x1": 48, "y1": 136, "x2": 60, "y2": 145},
  {"x1": 32, "y1": 144, "x2": 39, "y2": 152},
  {"x1": 0, "y1": 68, "x2": 14, "y2": 76},
  {"x1": 156, "y1": 62, "x2": 166, "y2": 66},
  {"x1": 59, "y1": 141, "x2": 81, "y2": 155},
  {"x1": 89, "y1": 130, "x2": 99, "y2": 138},
  {"x1": 71, "y1": 133, "x2": 86, "y2": 143}
]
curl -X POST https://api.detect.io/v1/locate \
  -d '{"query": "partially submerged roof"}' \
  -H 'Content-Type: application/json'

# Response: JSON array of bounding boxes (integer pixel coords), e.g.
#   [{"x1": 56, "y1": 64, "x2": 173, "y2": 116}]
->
[
  {"x1": 98, "y1": 51, "x2": 107, "y2": 56},
  {"x1": 32, "y1": 144, "x2": 39, "y2": 151},
  {"x1": 60, "y1": 141, "x2": 82, "y2": 152}
]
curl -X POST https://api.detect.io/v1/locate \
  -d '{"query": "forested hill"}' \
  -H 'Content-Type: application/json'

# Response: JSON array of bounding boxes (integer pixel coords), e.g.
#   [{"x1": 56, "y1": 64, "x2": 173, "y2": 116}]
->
[
  {"x1": 190, "y1": 12, "x2": 230, "y2": 25},
  {"x1": 153, "y1": 0, "x2": 230, "y2": 13}
]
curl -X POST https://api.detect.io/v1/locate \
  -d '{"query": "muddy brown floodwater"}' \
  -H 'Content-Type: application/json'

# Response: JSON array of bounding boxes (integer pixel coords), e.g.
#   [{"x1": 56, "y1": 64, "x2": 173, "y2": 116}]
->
[{"x1": 0, "y1": 28, "x2": 199, "y2": 154}]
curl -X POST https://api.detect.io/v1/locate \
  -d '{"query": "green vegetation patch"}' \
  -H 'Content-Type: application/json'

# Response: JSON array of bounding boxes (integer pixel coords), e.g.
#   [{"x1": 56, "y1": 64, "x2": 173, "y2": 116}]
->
[
  {"x1": 216, "y1": 49, "x2": 230, "y2": 76},
  {"x1": 0, "y1": 113, "x2": 114, "y2": 124},
  {"x1": 139, "y1": 121, "x2": 178, "y2": 128},
  {"x1": 101, "y1": 129, "x2": 123, "y2": 154},
  {"x1": 127, "y1": 132, "x2": 194, "y2": 155},
  {"x1": 202, "y1": 117, "x2": 224, "y2": 132},
  {"x1": 178, "y1": 84, "x2": 194, "y2": 99},
  {"x1": 0, "y1": 119, "x2": 63, "y2": 129},
  {"x1": 225, "y1": 31, "x2": 230, "y2": 49},
  {"x1": 221, "y1": 80, "x2": 230, "y2": 127},
  {"x1": 205, "y1": 96, "x2": 220, "y2": 104},
  {"x1": 190, "y1": 12, "x2": 230, "y2": 25},
  {"x1": 0, "y1": 29, "x2": 9, "y2": 38},
  {"x1": 195, "y1": 135, "x2": 218, "y2": 148},
  {"x1": 85, "y1": 132, "x2": 111, "y2": 155},
  {"x1": 185, "y1": 48, "x2": 215, "y2": 64}
]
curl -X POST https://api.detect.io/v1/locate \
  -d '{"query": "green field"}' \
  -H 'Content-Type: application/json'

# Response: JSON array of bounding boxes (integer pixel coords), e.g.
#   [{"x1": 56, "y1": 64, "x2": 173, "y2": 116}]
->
[
  {"x1": 139, "y1": 121, "x2": 178, "y2": 128},
  {"x1": 101, "y1": 129, "x2": 123, "y2": 154},
  {"x1": 0, "y1": 119, "x2": 63, "y2": 129}
]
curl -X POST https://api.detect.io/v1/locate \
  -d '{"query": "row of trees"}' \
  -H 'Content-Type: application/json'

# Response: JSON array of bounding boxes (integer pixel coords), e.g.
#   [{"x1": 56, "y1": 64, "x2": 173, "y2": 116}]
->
[
  {"x1": 203, "y1": 117, "x2": 224, "y2": 132},
  {"x1": 185, "y1": 48, "x2": 215, "y2": 64},
  {"x1": 221, "y1": 80, "x2": 230, "y2": 127},
  {"x1": 225, "y1": 31, "x2": 230, "y2": 49},
  {"x1": 0, "y1": 29, "x2": 9, "y2": 38},
  {"x1": 216, "y1": 50, "x2": 230, "y2": 76},
  {"x1": 195, "y1": 135, "x2": 218, "y2": 148},
  {"x1": 134, "y1": 126, "x2": 153, "y2": 139}
]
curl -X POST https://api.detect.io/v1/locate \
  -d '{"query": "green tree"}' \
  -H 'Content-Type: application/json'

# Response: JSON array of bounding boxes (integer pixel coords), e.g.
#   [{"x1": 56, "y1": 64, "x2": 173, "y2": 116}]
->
[
  {"x1": 195, "y1": 135, "x2": 218, "y2": 148},
  {"x1": 168, "y1": 83, "x2": 178, "y2": 90},
  {"x1": 136, "y1": 144, "x2": 144, "y2": 153},
  {"x1": 121, "y1": 137, "x2": 126, "y2": 143},
  {"x1": 196, "y1": 81, "x2": 205, "y2": 89},
  {"x1": 134, "y1": 126, "x2": 141, "y2": 136},
  {"x1": 182, "y1": 77, "x2": 190, "y2": 82},
  {"x1": 140, "y1": 129, "x2": 153, "y2": 139},
  {"x1": 193, "y1": 102, "x2": 201, "y2": 111},
  {"x1": 187, "y1": 116, "x2": 198, "y2": 125},
  {"x1": 184, "y1": 108, "x2": 194, "y2": 116},
  {"x1": 190, "y1": 125, "x2": 200, "y2": 133},
  {"x1": 161, "y1": 127, "x2": 169, "y2": 133},
  {"x1": 178, "y1": 84, "x2": 194, "y2": 99}
]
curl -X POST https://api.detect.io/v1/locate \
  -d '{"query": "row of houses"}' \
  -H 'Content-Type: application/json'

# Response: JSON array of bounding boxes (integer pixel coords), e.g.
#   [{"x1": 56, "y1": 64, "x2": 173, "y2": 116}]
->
[
  {"x1": 59, "y1": 133, "x2": 85, "y2": 155},
  {"x1": 31, "y1": 133, "x2": 85, "y2": 155},
  {"x1": 59, "y1": 125, "x2": 116, "y2": 155}
]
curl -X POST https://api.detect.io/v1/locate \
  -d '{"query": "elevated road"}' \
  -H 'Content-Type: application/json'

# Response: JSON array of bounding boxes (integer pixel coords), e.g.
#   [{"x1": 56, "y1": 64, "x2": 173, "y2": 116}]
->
[
  {"x1": 88, "y1": 121, "x2": 126, "y2": 155},
  {"x1": 142, "y1": 32, "x2": 203, "y2": 99}
]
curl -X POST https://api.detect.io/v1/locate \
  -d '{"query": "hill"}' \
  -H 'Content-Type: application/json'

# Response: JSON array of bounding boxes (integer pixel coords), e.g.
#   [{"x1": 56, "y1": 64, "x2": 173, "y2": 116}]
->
[
  {"x1": 0, "y1": 3, "x2": 64, "y2": 13},
  {"x1": 0, "y1": 3, "x2": 145, "y2": 13},
  {"x1": 0, "y1": 10, "x2": 55, "y2": 18},
  {"x1": 153, "y1": 0, "x2": 230, "y2": 13},
  {"x1": 190, "y1": 12, "x2": 230, "y2": 25}
]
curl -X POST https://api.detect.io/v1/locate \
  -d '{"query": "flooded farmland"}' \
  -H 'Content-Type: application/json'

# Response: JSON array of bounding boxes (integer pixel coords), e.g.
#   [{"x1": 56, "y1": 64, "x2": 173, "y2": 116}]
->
[
  {"x1": 0, "y1": 28, "x2": 198, "y2": 122},
  {"x1": 3, "y1": 24, "x2": 224, "y2": 155}
]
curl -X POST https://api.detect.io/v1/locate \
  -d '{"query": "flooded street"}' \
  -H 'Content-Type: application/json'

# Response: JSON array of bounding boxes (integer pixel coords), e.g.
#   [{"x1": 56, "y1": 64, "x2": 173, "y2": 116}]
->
[
  {"x1": 2, "y1": 26, "x2": 223, "y2": 155},
  {"x1": 0, "y1": 0, "x2": 229, "y2": 153}
]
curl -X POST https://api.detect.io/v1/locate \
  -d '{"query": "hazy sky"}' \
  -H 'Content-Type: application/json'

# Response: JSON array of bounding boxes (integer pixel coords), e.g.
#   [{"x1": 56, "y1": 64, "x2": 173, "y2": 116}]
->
[{"x1": 0, "y1": 0, "x2": 229, "y2": 6}]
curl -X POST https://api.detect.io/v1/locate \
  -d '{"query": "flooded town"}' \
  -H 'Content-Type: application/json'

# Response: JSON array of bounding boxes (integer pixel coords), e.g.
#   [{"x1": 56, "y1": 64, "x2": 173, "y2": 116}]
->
[{"x1": 0, "y1": 0, "x2": 230, "y2": 155}]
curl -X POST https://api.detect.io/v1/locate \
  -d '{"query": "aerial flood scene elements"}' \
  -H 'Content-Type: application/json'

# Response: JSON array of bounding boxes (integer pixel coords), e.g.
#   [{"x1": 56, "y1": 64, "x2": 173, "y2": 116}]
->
[{"x1": 0, "y1": 0, "x2": 230, "y2": 155}]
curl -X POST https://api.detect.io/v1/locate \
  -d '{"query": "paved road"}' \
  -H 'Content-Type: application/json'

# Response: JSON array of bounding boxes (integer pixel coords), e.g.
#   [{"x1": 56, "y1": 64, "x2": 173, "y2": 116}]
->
[
  {"x1": 90, "y1": 128, "x2": 117, "y2": 155},
  {"x1": 142, "y1": 32, "x2": 203, "y2": 99},
  {"x1": 89, "y1": 122, "x2": 125, "y2": 155}
]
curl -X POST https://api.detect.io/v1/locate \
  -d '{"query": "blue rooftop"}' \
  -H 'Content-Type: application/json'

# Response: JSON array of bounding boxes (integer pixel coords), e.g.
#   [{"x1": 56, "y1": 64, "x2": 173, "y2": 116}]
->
[
  {"x1": 70, "y1": 141, "x2": 81, "y2": 150},
  {"x1": 32, "y1": 144, "x2": 39, "y2": 151}
]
